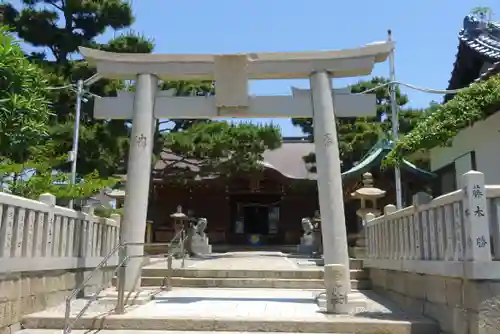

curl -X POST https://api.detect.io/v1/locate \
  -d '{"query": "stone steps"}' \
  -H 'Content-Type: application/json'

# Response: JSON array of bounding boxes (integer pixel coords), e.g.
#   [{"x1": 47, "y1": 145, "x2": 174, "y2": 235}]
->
[
  {"x1": 131, "y1": 263, "x2": 370, "y2": 289},
  {"x1": 20, "y1": 288, "x2": 438, "y2": 334},
  {"x1": 21, "y1": 316, "x2": 437, "y2": 334},
  {"x1": 141, "y1": 268, "x2": 367, "y2": 279},
  {"x1": 15, "y1": 331, "x2": 376, "y2": 334},
  {"x1": 136, "y1": 276, "x2": 371, "y2": 289}
]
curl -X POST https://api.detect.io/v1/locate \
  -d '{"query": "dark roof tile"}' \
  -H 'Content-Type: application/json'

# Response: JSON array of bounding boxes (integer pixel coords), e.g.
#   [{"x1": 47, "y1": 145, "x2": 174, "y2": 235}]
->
[
  {"x1": 153, "y1": 139, "x2": 317, "y2": 180},
  {"x1": 445, "y1": 15, "x2": 500, "y2": 100}
]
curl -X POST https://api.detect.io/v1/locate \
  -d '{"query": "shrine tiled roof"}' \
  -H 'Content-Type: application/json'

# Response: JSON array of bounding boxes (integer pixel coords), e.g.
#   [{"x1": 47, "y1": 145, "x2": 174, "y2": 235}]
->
[
  {"x1": 475, "y1": 60, "x2": 500, "y2": 81},
  {"x1": 445, "y1": 15, "x2": 500, "y2": 100},
  {"x1": 341, "y1": 139, "x2": 436, "y2": 181},
  {"x1": 152, "y1": 137, "x2": 317, "y2": 180},
  {"x1": 459, "y1": 17, "x2": 500, "y2": 59}
]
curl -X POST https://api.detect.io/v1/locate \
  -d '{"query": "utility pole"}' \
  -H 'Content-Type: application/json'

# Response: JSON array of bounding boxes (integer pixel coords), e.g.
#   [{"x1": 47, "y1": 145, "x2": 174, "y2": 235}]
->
[
  {"x1": 388, "y1": 29, "x2": 403, "y2": 209},
  {"x1": 68, "y1": 79, "x2": 84, "y2": 209}
]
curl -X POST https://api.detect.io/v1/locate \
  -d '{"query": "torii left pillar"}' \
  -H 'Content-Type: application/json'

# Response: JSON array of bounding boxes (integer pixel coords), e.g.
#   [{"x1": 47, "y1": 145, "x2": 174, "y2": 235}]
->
[{"x1": 121, "y1": 74, "x2": 158, "y2": 291}]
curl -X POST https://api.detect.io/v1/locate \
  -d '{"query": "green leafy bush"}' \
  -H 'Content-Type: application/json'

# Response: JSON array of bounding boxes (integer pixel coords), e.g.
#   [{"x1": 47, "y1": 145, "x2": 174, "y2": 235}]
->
[{"x1": 386, "y1": 74, "x2": 500, "y2": 165}]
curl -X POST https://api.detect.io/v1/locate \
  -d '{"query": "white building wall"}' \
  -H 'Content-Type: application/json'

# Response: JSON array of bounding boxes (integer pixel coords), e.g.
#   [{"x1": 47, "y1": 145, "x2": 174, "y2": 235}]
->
[{"x1": 430, "y1": 111, "x2": 500, "y2": 188}]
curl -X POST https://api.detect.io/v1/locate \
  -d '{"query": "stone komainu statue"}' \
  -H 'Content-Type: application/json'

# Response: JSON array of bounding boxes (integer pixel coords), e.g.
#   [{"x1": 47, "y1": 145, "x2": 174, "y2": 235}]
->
[
  {"x1": 301, "y1": 218, "x2": 313, "y2": 235},
  {"x1": 195, "y1": 218, "x2": 208, "y2": 238}
]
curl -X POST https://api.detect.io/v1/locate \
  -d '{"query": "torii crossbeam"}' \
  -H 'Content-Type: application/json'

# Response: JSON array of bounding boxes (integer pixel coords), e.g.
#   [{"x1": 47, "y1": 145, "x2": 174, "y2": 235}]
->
[
  {"x1": 93, "y1": 88, "x2": 376, "y2": 119},
  {"x1": 79, "y1": 41, "x2": 392, "y2": 313}
]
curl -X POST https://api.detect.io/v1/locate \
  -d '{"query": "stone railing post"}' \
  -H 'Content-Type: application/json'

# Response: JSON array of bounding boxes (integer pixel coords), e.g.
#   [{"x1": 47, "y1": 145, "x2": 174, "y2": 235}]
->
[
  {"x1": 0, "y1": 197, "x2": 15, "y2": 258},
  {"x1": 383, "y1": 205, "x2": 396, "y2": 259},
  {"x1": 412, "y1": 192, "x2": 432, "y2": 260},
  {"x1": 81, "y1": 205, "x2": 95, "y2": 257},
  {"x1": 365, "y1": 213, "x2": 376, "y2": 259},
  {"x1": 491, "y1": 197, "x2": 500, "y2": 261},
  {"x1": 145, "y1": 220, "x2": 153, "y2": 243},
  {"x1": 110, "y1": 213, "x2": 121, "y2": 249},
  {"x1": 462, "y1": 171, "x2": 492, "y2": 261},
  {"x1": 39, "y1": 193, "x2": 56, "y2": 257}
]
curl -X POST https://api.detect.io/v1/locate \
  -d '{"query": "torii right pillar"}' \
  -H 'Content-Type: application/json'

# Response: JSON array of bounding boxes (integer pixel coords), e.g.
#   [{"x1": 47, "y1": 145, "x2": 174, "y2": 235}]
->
[{"x1": 310, "y1": 71, "x2": 351, "y2": 313}]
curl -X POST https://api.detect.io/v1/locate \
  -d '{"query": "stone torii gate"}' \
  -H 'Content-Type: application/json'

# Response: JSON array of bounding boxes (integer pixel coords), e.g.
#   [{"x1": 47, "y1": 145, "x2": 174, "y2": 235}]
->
[{"x1": 79, "y1": 42, "x2": 392, "y2": 312}]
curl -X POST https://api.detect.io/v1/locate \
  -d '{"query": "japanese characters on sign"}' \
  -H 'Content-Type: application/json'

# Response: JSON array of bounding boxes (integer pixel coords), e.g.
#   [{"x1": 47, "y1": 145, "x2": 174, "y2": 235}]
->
[
  {"x1": 476, "y1": 235, "x2": 488, "y2": 248},
  {"x1": 323, "y1": 133, "x2": 334, "y2": 148},
  {"x1": 472, "y1": 184, "x2": 484, "y2": 199},
  {"x1": 135, "y1": 133, "x2": 147, "y2": 149},
  {"x1": 462, "y1": 173, "x2": 491, "y2": 261}
]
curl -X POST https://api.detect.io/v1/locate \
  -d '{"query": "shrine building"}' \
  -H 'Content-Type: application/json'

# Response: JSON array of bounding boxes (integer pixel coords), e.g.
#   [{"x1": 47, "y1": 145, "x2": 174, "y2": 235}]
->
[{"x1": 112, "y1": 136, "x2": 434, "y2": 246}]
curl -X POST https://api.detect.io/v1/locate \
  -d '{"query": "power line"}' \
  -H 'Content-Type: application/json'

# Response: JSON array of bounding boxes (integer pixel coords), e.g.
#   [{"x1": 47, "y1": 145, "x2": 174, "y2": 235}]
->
[
  {"x1": 44, "y1": 78, "x2": 466, "y2": 97},
  {"x1": 355, "y1": 80, "x2": 465, "y2": 96}
]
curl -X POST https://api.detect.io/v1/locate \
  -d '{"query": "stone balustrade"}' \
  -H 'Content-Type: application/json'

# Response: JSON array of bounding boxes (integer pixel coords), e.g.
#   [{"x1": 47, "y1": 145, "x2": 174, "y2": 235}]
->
[
  {"x1": 0, "y1": 192, "x2": 121, "y2": 333},
  {"x1": 364, "y1": 171, "x2": 500, "y2": 334},
  {"x1": 0, "y1": 192, "x2": 120, "y2": 273},
  {"x1": 364, "y1": 170, "x2": 500, "y2": 279}
]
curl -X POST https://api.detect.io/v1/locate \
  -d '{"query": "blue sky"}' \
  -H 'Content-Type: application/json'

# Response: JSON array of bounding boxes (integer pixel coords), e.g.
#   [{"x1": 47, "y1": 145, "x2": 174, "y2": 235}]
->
[{"x1": 11, "y1": 0, "x2": 499, "y2": 136}]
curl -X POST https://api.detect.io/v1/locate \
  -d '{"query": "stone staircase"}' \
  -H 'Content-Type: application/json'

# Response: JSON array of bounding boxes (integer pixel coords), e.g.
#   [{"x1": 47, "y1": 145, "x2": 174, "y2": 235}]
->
[
  {"x1": 17, "y1": 252, "x2": 439, "y2": 334},
  {"x1": 134, "y1": 258, "x2": 371, "y2": 290}
]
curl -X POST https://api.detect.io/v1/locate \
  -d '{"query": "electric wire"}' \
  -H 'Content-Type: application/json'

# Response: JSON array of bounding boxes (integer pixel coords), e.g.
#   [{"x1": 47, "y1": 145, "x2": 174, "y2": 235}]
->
[
  {"x1": 354, "y1": 80, "x2": 465, "y2": 95},
  {"x1": 42, "y1": 80, "x2": 468, "y2": 97}
]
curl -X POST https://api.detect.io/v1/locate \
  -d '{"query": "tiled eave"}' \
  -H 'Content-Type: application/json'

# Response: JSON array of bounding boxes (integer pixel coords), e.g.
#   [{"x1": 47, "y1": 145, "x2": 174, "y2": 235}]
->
[{"x1": 445, "y1": 17, "x2": 500, "y2": 101}]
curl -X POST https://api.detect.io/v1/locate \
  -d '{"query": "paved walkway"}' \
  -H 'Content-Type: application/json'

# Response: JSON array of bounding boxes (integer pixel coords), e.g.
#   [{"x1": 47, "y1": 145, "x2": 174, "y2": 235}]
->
[
  {"x1": 22, "y1": 287, "x2": 436, "y2": 333},
  {"x1": 21, "y1": 252, "x2": 437, "y2": 333},
  {"x1": 144, "y1": 251, "x2": 310, "y2": 270},
  {"x1": 131, "y1": 288, "x2": 390, "y2": 318},
  {"x1": 24, "y1": 287, "x2": 418, "y2": 322}
]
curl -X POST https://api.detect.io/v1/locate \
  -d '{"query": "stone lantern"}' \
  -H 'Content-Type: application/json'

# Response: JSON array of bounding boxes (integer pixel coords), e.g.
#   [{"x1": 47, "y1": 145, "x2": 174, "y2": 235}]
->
[
  {"x1": 170, "y1": 205, "x2": 189, "y2": 255},
  {"x1": 351, "y1": 172, "x2": 386, "y2": 258},
  {"x1": 171, "y1": 205, "x2": 188, "y2": 231}
]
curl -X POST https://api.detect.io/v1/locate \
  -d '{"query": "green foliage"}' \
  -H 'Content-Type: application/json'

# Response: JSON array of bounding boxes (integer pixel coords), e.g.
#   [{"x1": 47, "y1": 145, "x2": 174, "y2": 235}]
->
[
  {"x1": 0, "y1": 152, "x2": 118, "y2": 200},
  {"x1": 94, "y1": 206, "x2": 123, "y2": 218},
  {"x1": 0, "y1": 22, "x2": 118, "y2": 201},
  {"x1": 1, "y1": 0, "x2": 135, "y2": 63},
  {"x1": 0, "y1": 27, "x2": 51, "y2": 162},
  {"x1": 153, "y1": 80, "x2": 215, "y2": 157},
  {"x1": 471, "y1": 6, "x2": 493, "y2": 21},
  {"x1": 1, "y1": 0, "x2": 155, "y2": 178},
  {"x1": 292, "y1": 77, "x2": 425, "y2": 172},
  {"x1": 4, "y1": 1, "x2": 283, "y2": 187},
  {"x1": 157, "y1": 122, "x2": 283, "y2": 178},
  {"x1": 386, "y1": 74, "x2": 500, "y2": 165}
]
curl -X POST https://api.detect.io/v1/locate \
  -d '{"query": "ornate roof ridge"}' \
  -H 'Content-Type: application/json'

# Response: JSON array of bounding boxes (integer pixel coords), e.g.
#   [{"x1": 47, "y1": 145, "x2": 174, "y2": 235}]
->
[
  {"x1": 445, "y1": 14, "x2": 500, "y2": 101},
  {"x1": 462, "y1": 14, "x2": 500, "y2": 41}
]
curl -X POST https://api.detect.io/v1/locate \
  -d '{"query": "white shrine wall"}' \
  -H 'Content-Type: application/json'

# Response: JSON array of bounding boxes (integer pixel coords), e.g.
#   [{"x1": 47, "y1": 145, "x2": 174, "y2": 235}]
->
[
  {"x1": 364, "y1": 171, "x2": 500, "y2": 334},
  {"x1": 430, "y1": 110, "x2": 500, "y2": 189},
  {"x1": 0, "y1": 192, "x2": 120, "y2": 333}
]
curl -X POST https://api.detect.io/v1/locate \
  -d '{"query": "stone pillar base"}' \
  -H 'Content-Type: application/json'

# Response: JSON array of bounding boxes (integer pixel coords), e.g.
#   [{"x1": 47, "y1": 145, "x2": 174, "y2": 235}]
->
[
  {"x1": 314, "y1": 292, "x2": 367, "y2": 314},
  {"x1": 320, "y1": 264, "x2": 354, "y2": 313}
]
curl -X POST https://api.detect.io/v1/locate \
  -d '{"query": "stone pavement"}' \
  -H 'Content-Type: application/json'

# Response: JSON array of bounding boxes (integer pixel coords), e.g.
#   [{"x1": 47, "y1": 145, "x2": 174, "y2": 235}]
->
[
  {"x1": 19, "y1": 252, "x2": 439, "y2": 334},
  {"x1": 21, "y1": 287, "x2": 437, "y2": 333},
  {"x1": 140, "y1": 251, "x2": 369, "y2": 289},
  {"x1": 144, "y1": 251, "x2": 302, "y2": 270}
]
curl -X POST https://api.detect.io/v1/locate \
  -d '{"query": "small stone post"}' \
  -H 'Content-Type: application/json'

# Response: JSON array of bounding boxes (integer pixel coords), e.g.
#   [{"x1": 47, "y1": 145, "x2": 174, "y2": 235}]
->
[
  {"x1": 462, "y1": 171, "x2": 492, "y2": 261},
  {"x1": 365, "y1": 213, "x2": 376, "y2": 258},
  {"x1": 383, "y1": 205, "x2": 396, "y2": 259},
  {"x1": 39, "y1": 193, "x2": 56, "y2": 257},
  {"x1": 412, "y1": 192, "x2": 433, "y2": 260},
  {"x1": 145, "y1": 220, "x2": 153, "y2": 243},
  {"x1": 110, "y1": 213, "x2": 121, "y2": 249}
]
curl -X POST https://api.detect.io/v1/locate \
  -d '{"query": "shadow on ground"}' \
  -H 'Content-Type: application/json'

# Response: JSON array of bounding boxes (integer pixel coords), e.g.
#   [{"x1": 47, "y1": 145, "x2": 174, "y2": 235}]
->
[{"x1": 154, "y1": 296, "x2": 314, "y2": 304}]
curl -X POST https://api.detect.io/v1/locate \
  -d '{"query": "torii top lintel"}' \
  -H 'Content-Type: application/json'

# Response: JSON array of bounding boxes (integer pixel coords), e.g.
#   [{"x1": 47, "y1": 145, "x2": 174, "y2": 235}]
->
[{"x1": 78, "y1": 41, "x2": 393, "y2": 81}]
